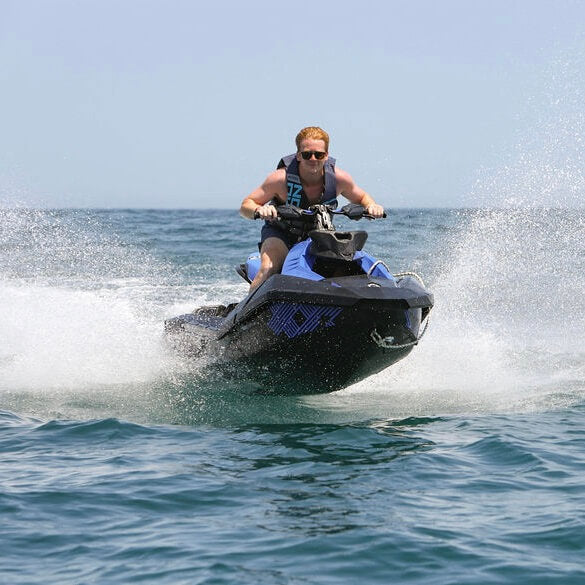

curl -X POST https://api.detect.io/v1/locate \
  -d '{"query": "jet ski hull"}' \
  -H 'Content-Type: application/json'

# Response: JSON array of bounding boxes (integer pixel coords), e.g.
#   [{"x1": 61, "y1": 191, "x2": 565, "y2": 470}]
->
[{"x1": 165, "y1": 274, "x2": 432, "y2": 395}]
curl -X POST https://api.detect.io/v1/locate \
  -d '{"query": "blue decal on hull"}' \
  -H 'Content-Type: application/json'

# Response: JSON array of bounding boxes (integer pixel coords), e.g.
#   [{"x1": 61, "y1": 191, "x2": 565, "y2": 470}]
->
[{"x1": 268, "y1": 302, "x2": 343, "y2": 339}]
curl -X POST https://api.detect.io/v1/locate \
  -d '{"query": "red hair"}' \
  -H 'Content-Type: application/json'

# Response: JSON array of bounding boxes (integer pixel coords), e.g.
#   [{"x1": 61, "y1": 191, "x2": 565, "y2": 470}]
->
[{"x1": 295, "y1": 127, "x2": 329, "y2": 152}]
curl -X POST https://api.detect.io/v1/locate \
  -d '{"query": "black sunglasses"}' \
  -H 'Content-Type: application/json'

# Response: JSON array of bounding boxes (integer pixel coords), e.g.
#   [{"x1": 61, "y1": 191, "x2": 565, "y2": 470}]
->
[{"x1": 300, "y1": 151, "x2": 327, "y2": 160}]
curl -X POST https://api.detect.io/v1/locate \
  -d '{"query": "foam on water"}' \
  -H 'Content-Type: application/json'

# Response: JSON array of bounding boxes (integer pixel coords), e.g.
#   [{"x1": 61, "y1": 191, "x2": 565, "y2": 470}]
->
[
  {"x1": 0, "y1": 282, "x2": 164, "y2": 388},
  {"x1": 0, "y1": 208, "x2": 176, "y2": 393}
]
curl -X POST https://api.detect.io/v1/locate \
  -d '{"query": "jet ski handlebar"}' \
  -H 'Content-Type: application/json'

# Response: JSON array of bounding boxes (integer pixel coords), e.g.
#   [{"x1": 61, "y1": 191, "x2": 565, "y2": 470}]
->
[
  {"x1": 254, "y1": 204, "x2": 386, "y2": 221},
  {"x1": 332, "y1": 204, "x2": 387, "y2": 220}
]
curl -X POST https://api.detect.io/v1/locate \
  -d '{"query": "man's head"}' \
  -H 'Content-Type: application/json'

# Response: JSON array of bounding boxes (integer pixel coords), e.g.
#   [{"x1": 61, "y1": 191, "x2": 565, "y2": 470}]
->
[
  {"x1": 295, "y1": 127, "x2": 329, "y2": 175},
  {"x1": 295, "y1": 127, "x2": 329, "y2": 153}
]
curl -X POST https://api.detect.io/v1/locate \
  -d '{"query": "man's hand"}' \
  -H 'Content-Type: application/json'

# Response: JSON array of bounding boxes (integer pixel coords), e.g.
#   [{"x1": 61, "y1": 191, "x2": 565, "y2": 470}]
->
[
  {"x1": 365, "y1": 203, "x2": 385, "y2": 218},
  {"x1": 254, "y1": 204, "x2": 278, "y2": 220}
]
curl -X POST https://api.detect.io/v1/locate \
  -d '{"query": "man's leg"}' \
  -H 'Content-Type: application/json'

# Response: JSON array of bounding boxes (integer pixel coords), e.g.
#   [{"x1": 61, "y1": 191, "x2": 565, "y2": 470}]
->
[{"x1": 249, "y1": 237, "x2": 289, "y2": 291}]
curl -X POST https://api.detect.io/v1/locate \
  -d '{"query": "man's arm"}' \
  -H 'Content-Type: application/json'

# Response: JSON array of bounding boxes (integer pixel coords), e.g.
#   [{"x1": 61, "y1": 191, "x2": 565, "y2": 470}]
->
[
  {"x1": 335, "y1": 168, "x2": 385, "y2": 218},
  {"x1": 240, "y1": 169, "x2": 287, "y2": 220}
]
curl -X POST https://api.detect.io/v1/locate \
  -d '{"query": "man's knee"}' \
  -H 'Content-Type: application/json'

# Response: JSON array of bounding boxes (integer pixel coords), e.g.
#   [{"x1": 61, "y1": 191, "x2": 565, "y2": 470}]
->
[
  {"x1": 250, "y1": 238, "x2": 289, "y2": 289},
  {"x1": 260, "y1": 238, "x2": 289, "y2": 269}
]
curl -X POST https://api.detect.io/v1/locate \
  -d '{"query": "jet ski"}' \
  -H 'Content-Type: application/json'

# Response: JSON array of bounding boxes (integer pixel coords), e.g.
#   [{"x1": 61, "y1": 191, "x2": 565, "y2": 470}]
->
[{"x1": 165, "y1": 204, "x2": 433, "y2": 395}]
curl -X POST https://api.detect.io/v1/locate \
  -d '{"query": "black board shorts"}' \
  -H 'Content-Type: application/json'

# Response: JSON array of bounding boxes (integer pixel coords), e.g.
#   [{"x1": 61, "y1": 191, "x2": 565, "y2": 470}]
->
[{"x1": 258, "y1": 222, "x2": 302, "y2": 252}]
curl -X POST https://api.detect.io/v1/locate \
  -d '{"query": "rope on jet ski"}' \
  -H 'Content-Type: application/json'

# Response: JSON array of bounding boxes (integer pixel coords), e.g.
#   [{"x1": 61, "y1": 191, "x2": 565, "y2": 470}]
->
[
  {"x1": 370, "y1": 270, "x2": 431, "y2": 349},
  {"x1": 393, "y1": 271, "x2": 426, "y2": 285},
  {"x1": 366, "y1": 266, "x2": 428, "y2": 289},
  {"x1": 370, "y1": 314, "x2": 431, "y2": 350}
]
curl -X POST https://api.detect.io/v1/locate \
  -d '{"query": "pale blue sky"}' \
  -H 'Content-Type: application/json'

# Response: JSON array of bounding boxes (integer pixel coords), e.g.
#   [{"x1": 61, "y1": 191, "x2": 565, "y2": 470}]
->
[{"x1": 1, "y1": 0, "x2": 584, "y2": 208}]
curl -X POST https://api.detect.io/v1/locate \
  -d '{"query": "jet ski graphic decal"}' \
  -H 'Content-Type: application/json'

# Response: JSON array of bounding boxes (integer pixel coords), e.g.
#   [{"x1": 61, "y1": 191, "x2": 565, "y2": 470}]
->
[{"x1": 268, "y1": 302, "x2": 343, "y2": 339}]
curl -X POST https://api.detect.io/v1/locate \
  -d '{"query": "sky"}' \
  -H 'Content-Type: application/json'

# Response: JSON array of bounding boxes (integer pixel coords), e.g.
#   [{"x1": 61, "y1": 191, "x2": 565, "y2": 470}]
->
[{"x1": 1, "y1": 0, "x2": 584, "y2": 208}]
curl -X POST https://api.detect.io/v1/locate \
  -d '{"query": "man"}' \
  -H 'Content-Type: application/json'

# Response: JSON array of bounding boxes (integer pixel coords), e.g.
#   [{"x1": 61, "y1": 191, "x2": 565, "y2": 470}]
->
[{"x1": 240, "y1": 126, "x2": 385, "y2": 290}]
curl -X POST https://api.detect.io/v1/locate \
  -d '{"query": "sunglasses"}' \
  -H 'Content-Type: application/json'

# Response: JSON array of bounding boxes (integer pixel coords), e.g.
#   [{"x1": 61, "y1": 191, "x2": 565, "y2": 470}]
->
[{"x1": 300, "y1": 151, "x2": 327, "y2": 160}]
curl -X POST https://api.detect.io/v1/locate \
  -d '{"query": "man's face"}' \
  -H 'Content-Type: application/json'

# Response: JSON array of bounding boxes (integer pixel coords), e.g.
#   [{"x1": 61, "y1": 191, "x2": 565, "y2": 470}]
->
[{"x1": 296, "y1": 138, "x2": 328, "y2": 173}]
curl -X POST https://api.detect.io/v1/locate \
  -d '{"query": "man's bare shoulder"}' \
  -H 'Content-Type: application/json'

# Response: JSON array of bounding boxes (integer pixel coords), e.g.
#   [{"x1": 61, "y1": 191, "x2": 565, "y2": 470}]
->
[
  {"x1": 260, "y1": 168, "x2": 287, "y2": 202},
  {"x1": 263, "y1": 168, "x2": 286, "y2": 187},
  {"x1": 334, "y1": 167, "x2": 355, "y2": 188}
]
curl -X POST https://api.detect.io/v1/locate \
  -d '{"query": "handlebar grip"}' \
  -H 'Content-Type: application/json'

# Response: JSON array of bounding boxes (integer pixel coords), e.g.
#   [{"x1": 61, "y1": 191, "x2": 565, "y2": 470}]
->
[
  {"x1": 254, "y1": 205, "x2": 281, "y2": 220},
  {"x1": 363, "y1": 211, "x2": 387, "y2": 219}
]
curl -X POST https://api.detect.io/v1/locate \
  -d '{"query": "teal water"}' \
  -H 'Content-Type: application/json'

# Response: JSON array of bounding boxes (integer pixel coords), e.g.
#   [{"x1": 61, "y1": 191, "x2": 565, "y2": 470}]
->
[{"x1": 1, "y1": 208, "x2": 585, "y2": 584}]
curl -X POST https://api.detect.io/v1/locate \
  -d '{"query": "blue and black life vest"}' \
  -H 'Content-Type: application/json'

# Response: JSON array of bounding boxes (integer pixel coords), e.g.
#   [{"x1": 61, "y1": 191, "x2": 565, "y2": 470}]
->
[{"x1": 276, "y1": 153, "x2": 338, "y2": 209}]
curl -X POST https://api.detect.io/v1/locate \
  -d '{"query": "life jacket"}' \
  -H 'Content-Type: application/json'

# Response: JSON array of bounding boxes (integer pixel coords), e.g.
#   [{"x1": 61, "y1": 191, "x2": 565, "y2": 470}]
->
[{"x1": 276, "y1": 153, "x2": 338, "y2": 209}]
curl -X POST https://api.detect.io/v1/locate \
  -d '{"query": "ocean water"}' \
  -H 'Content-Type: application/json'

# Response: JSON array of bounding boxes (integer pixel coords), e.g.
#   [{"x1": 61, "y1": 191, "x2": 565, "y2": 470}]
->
[{"x1": 1, "y1": 206, "x2": 585, "y2": 584}]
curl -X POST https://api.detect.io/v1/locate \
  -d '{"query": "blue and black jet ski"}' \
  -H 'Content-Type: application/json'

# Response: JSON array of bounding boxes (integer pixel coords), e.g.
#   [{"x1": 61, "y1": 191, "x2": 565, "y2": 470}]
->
[{"x1": 164, "y1": 204, "x2": 433, "y2": 395}]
